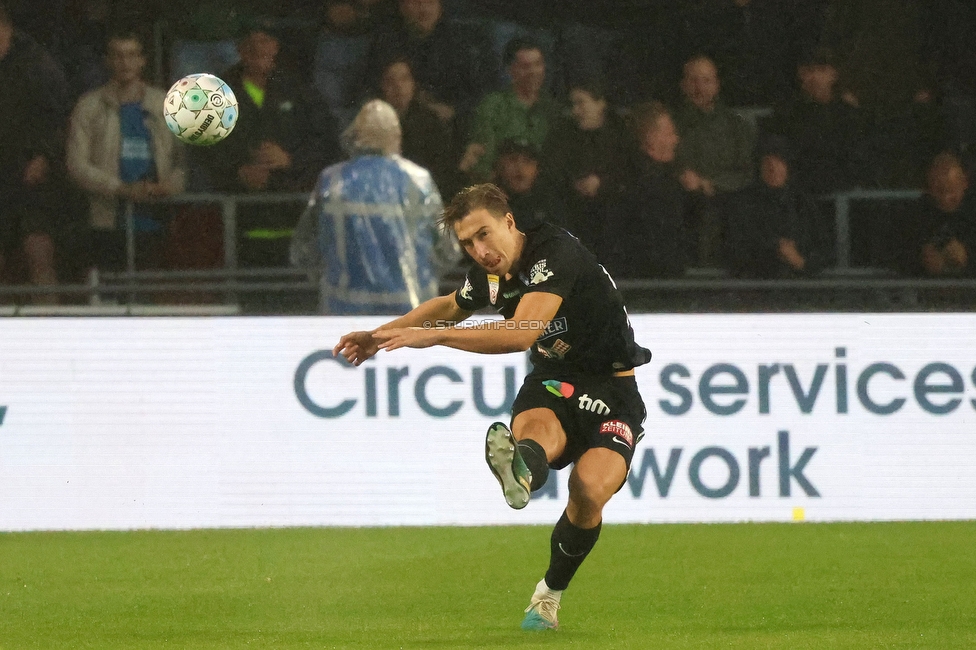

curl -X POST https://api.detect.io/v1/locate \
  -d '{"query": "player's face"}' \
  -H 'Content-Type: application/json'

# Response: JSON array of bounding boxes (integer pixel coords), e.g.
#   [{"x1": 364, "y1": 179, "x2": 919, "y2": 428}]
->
[
  {"x1": 106, "y1": 38, "x2": 145, "y2": 84},
  {"x1": 570, "y1": 89, "x2": 606, "y2": 131},
  {"x1": 380, "y1": 62, "x2": 416, "y2": 112},
  {"x1": 454, "y1": 209, "x2": 522, "y2": 276}
]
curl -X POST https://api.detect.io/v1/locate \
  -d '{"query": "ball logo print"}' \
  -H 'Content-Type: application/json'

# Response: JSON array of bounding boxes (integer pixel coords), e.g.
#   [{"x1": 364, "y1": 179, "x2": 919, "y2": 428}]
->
[{"x1": 163, "y1": 73, "x2": 239, "y2": 146}]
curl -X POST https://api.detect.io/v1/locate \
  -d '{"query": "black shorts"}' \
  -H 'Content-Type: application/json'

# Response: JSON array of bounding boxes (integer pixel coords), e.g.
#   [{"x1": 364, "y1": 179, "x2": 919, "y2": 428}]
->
[{"x1": 511, "y1": 372, "x2": 647, "y2": 470}]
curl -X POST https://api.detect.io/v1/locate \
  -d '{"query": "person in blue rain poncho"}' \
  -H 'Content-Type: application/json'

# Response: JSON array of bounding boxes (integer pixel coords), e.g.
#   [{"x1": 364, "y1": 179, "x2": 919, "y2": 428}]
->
[{"x1": 290, "y1": 99, "x2": 460, "y2": 314}]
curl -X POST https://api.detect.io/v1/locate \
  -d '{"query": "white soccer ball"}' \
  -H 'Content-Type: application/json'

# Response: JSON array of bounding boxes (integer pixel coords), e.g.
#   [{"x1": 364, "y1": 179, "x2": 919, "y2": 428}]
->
[{"x1": 163, "y1": 73, "x2": 239, "y2": 146}]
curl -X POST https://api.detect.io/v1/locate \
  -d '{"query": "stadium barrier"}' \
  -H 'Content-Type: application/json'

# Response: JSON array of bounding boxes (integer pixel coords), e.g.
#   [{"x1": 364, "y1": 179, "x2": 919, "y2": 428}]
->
[
  {"x1": 1, "y1": 313, "x2": 975, "y2": 531},
  {"x1": 3, "y1": 188, "x2": 972, "y2": 314}
]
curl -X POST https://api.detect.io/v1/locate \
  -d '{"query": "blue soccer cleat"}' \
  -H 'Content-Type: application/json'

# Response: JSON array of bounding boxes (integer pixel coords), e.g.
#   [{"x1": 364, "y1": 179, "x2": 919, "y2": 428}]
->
[{"x1": 521, "y1": 591, "x2": 560, "y2": 630}]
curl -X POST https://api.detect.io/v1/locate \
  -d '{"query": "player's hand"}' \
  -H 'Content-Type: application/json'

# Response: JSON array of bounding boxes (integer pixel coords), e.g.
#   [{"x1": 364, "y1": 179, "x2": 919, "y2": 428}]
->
[
  {"x1": 373, "y1": 327, "x2": 441, "y2": 352},
  {"x1": 333, "y1": 330, "x2": 380, "y2": 366}
]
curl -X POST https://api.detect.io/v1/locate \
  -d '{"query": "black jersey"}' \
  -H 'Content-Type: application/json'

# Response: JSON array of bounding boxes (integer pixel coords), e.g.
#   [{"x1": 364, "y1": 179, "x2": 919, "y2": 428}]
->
[{"x1": 454, "y1": 223, "x2": 652, "y2": 376}]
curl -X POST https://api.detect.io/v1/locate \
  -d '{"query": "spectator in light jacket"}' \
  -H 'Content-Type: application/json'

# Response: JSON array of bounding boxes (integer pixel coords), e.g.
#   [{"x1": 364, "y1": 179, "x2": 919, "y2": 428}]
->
[{"x1": 66, "y1": 29, "x2": 185, "y2": 271}]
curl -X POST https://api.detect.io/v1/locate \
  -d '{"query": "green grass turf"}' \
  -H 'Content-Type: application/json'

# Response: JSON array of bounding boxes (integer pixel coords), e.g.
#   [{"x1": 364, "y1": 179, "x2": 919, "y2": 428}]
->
[{"x1": 1, "y1": 522, "x2": 975, "y2": 649}]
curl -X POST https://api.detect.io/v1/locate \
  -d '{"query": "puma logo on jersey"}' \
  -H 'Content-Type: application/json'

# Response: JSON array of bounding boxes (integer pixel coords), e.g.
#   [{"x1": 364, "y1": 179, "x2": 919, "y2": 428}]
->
[{"x1": 578, "y1": 393, "x2": 610, "y2": 415}]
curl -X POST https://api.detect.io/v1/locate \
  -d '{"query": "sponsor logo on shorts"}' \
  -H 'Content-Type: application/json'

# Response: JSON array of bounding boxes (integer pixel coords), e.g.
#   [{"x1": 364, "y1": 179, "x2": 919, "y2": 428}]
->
[
  {"x1": 600, "y1": 420, "x2": 633, "y2": 446},
  {"x1": 543, "y1": 380, "x2": 574, "y2": 398},
  {"x1": 579, "y1": 393, "x2": 611, "y2": 415}
]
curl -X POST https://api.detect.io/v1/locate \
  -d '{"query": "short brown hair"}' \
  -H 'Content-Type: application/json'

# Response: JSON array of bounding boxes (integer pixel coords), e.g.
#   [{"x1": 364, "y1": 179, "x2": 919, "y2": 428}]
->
[{"x1": 440, "y1": 183, "x2": 511, "y2": 229}]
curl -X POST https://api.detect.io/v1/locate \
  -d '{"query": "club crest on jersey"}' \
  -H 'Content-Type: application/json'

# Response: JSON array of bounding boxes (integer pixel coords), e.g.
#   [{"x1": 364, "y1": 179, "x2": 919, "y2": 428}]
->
[
  {"x1": 459, "y1": 277, "x2": 474, "y2": 301},
  {"x1": 600, "y1": 420, "x2": 634, "y2": 447},
  {"x1": 487, "y1": 274, "x2": 500, "y2": 304},
  {"x1": 528, "y1": 259, "x2": 554, "y2": 285}
]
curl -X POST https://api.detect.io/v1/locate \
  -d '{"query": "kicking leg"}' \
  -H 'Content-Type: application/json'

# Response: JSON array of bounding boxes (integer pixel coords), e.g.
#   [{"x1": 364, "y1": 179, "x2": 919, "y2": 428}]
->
[{"x1": 484, "y1": 408, "x2": 566, "y2": 510}]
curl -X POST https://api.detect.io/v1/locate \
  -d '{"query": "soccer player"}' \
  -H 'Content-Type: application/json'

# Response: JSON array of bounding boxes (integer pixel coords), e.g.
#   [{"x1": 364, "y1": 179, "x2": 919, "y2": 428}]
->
[{"x1": 333, "y1": 183, "x2": 650, "y2": 630}]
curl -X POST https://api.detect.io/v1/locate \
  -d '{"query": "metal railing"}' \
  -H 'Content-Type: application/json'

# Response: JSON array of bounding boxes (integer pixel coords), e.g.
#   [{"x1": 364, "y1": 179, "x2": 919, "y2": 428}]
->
[
  {"x1": 827, "y1": 189, "x2": 923, "y2": 268},
  {"x1": 2, "y1": 188, "x2": 971, "y2": 315},
  {"x1": 120, "y1": 192, "x2": 310, "y2": 274}
]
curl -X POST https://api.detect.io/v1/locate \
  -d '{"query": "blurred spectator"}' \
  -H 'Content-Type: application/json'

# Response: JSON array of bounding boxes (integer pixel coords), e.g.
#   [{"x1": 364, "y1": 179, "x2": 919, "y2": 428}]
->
[
  {"x1": 726, "y1": 136, "x2": 831, "y2": 278},
  {"x1": 822, "y1": 0, "x2": 930, "y2": 114},
  {"x1": 377, "y1": 55, "x2": 459, "y2": 201},
  {"x1": 606, "y1": 4, "x2": 685, "y2": 107},
  {"x1": 363, "y1": 0, "x2": 488, "y2": 123},
  {"x1": 0, "y1": 4, "x2": 68, "y2": 301},
  {"x1": 200, "y1": 22, "x2": 342, "y2": 194},
  {"x1": 291, "y1": 100, "x2": 460, "y2": 314},
  {"x1": 682, "y1": 0, "x2": 797, "y2": 108},
  {"x1": 193, "y1": 21, "x2": 343, "y2": 267},
  {"x1": 66, "y1": 30, "x2": 185, "y2": 272},
  {"x1": 542, "y1": 79, "x2": 633, "y2": 253},
  {"x1": 604, "y1": 102, "x2": 690, "y2": 279},
  {"x1": 764, "y1": 47, "x2": 870, "y2": 195},
  {"x1": 674, "y1": 54, "x2": 756, "y2": 266},
  {"x1": 459, "y1": 35, "x2": 560, "y2": 182},
  {"x1": 493, "y1": 139, "x2": 562, "y2": 231},
  {"x1": 320, "y1": 0, "x2": 396, "y2": 37},
  {"x1": 820, "y1": 0, "x2": 948, "y2": 189},
  {"x1": 908, "y1": 153, "x2": 975, "y2": 277}
]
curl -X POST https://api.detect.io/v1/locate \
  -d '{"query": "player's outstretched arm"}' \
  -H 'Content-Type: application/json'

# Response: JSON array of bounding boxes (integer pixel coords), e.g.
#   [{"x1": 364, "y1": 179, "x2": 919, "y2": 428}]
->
[
  {"x1": 333, "y1": 294, "x2": 472, "y2": 365},
  {"x1": 374, "y1": 292, "x2": 563, "y2": 355}
]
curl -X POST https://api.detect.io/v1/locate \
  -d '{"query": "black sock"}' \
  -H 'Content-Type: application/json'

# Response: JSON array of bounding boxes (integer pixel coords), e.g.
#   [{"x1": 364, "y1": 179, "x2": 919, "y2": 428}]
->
[
  {"x1": 517, "y1": 439, "x2": 550, "y2": 491},
  {"x1": 544, "y1": 510, "x2": 602, "y2": 591}
]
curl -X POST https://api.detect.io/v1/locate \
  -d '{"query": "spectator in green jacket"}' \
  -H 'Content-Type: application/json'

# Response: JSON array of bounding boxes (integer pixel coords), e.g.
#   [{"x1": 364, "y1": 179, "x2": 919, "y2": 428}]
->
[
  {"x1": 674, "y1": 54, "x2": 756, "y2": 266},
  {"x1": 458, "y1": 35, "x2": 561, "y2": 183}
]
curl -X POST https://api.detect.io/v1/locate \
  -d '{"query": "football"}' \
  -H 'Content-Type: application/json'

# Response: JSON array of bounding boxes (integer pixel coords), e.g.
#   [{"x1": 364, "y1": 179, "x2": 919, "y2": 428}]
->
[{"x1": 163, "y1": 73, "x2": 239, "y2": 146}]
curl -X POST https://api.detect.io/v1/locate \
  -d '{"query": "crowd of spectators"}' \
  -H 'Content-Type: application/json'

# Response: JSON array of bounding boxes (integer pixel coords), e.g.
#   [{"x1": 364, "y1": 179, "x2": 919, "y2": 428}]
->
[{"x1": 2, "y1": 0, "x2": 976, "y2": 305}]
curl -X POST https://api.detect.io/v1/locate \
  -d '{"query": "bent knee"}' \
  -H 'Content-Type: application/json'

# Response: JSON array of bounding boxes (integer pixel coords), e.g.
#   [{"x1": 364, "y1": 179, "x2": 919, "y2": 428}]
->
[{"x1": 571, "y1": 451, "x2": 628, "y2": 505}]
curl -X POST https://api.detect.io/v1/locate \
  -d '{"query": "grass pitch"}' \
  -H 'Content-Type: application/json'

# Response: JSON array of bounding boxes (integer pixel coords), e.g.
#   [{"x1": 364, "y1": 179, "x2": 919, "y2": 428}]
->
[{"x1": 2, "y1": 522, "x2": 975, "y2": 649}]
